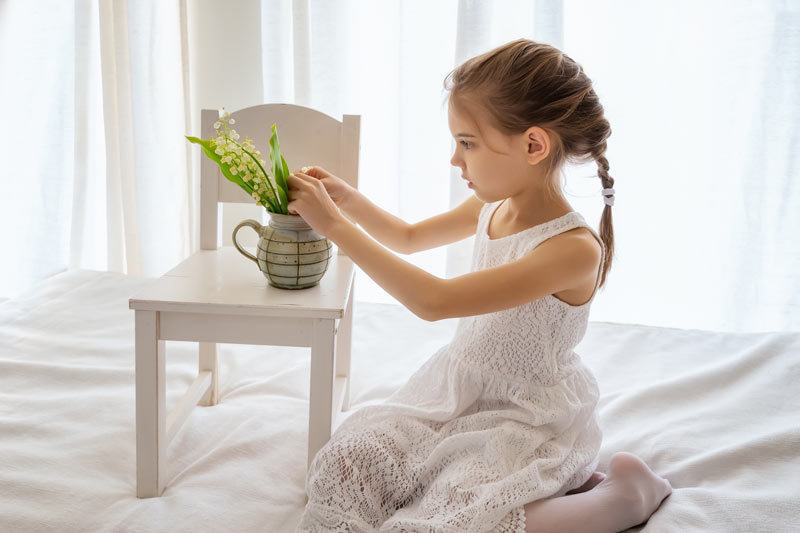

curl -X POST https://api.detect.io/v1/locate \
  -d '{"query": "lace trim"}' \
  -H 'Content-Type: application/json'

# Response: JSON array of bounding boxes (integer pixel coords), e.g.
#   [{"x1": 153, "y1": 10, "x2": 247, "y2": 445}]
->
[{"x1": 483, "y1": 200, "x2": 581, "y2": 243}]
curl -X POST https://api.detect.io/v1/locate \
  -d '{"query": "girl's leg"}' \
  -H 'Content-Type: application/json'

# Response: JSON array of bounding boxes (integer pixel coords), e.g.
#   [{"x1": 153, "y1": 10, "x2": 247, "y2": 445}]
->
[
  {"x1": 565, "y1": 472, "x2": 606, "y2": 495},
  {"x1": 523, "y1": 452, "x2": 672, "y2": 533}
]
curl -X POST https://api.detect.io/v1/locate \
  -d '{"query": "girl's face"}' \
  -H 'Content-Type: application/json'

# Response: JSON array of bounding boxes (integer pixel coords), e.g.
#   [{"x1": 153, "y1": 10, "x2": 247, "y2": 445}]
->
[{"x1": 447, "y1": 99, "x2": 531, "y2": 201}]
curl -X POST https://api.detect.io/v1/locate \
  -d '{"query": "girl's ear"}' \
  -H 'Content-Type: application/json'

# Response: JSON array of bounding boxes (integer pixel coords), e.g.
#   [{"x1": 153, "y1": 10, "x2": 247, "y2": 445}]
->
[{"x1": 524, "y1": 126, "x2": 550, "y2": 165}]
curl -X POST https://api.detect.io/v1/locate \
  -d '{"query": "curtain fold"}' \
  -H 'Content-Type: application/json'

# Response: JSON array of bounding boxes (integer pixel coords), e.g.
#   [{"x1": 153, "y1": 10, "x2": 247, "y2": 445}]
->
[
  {"x1": 260, "y1": 0, "x2": 294, "y2": 103},
  {"x1": 1, "y1": 0, "x2": 797, "y2": 333},
  {"x1": 0, "y1": 1, "x2": 77, "y2": 292},
  {"x1": 0, "y1": 0, "x2": 191, "y2": 287},
  {"x1": 98, "y1": 0, "x2": 141, "y2": 275},
  {"x1": 71, "y1": 0, "x2": 93, "y2": 269},
  {"x1": 179, "y1": 0, "x2": 197, "y2": 254},
  {"x1": 291, "y1": 0, "x2": 312, "y2": 106}
]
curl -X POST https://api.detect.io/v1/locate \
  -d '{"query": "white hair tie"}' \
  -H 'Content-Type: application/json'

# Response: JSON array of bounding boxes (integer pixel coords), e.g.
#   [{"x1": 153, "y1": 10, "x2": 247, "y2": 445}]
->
[{"x1": 602, "y1": 187, "x2": 615, "y2": 207}]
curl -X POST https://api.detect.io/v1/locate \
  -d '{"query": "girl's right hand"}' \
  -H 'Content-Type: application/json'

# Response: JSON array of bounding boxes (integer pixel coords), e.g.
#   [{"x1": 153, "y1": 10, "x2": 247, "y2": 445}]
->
[{"x1": 293, "y1": 166, "x2": 355, "y2": 209}]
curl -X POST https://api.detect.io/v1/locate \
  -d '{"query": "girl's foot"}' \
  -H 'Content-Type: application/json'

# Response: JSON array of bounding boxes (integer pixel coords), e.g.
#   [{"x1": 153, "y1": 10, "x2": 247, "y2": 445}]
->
[
  {"x1": 565, "y1": 471, "x2": 607, "y2": 495},
  {"x1": 594, "y1": 452, "x2": 673, "y2": 527}
]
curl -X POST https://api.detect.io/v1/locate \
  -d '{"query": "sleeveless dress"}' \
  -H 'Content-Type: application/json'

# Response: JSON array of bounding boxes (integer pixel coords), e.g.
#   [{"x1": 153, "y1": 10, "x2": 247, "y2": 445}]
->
[{"x1": 296, "y1": 200, "x2": 606, "y2": 533}]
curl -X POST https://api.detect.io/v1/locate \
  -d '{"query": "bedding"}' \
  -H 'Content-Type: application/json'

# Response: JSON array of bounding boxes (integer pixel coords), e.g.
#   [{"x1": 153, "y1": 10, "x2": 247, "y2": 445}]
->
[{"x1": 0, "y1": 269, "x2": 797, "y2": 532}]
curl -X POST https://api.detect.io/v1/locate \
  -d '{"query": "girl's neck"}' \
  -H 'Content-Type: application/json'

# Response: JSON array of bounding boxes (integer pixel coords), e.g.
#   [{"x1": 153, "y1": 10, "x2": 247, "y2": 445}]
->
[{"x1": 499, "y1": 193, "x2": 573, "y2": 227}]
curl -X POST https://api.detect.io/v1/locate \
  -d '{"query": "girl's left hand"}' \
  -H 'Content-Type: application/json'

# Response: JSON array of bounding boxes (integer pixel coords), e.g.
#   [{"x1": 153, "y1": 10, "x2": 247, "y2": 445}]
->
[{"x1": 286, "y1": 171, "x2": 344, "y2": 237}]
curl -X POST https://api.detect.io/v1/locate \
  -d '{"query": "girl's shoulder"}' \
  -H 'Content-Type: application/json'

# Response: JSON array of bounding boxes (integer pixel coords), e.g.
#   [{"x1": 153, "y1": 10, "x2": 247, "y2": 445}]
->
[
  {"x1": 544, "y1": 225, "x2": 603, "y2": 307},
  {"x1": 549, "y1": 223, "x2": 603, "y2": 259}
]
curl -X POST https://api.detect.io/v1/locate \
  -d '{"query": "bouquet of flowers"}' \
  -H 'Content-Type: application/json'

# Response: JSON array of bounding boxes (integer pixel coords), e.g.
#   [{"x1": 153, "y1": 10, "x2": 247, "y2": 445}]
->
[{"x1": 186, "y1": 108, "x2": 291, "y2": 214}]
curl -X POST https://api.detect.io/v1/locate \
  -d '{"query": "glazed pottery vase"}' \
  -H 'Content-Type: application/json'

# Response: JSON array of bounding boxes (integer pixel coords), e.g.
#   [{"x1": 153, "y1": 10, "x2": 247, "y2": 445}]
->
[{"x1": 232, "y1": 211, "x2": 332, "y2": 289}]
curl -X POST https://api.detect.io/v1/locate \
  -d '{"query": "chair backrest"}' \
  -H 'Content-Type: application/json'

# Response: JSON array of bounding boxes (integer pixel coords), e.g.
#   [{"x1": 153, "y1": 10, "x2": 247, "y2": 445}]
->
[{"x1": 200, "y1": 104, "x2": 360, "y2": 256}]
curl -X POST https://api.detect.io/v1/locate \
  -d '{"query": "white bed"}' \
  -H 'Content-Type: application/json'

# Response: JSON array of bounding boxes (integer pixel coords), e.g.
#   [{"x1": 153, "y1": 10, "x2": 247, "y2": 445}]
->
[{"x1": 0, "y1": 269, "x2": 797, "y2": 532}]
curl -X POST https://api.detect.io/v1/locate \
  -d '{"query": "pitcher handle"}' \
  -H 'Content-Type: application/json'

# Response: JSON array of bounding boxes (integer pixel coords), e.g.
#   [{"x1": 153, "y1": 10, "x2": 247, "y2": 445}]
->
[{"x1": 232, "y1": 219, "x2": 262, "y2": 266}]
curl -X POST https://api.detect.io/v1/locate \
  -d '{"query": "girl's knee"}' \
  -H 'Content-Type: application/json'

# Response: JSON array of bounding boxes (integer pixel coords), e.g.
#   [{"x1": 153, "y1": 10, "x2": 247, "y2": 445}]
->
[
  {"x1": 311, "y1": 429, "x2": 384, "y2": 480},
  {"x1": 309, "y1": 438, "x2": 358, "y2": 484},
  {"x1": 310, "y1": 427, "x2": 412, "y2": 499}
]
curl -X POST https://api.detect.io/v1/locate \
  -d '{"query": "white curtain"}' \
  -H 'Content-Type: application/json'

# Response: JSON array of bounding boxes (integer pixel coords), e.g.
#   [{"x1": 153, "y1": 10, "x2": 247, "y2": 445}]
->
[
  {"x1": 560, "y1": 0, "x2": 800, "y2": 332},
  {"x1": 1, "y1": 0, "x2": 797, "y2": 333},
  {"x1": 0, "y1": 0, "x2": 191, "y2": 292}
]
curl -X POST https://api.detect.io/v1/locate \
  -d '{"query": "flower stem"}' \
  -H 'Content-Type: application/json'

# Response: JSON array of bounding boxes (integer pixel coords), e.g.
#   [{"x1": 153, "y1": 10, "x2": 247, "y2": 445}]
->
[{"x1": 241, "y1": 146, "x2": 285, "y2": 214}]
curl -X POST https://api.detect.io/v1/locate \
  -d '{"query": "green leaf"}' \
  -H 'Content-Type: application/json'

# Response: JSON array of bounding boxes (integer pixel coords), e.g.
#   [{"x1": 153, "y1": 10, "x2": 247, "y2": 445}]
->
[
  {"x1": 186, "y1": 136, "x2": 251, "y2": 193},
  {"x1": 269, "y1": 124, "x2": 290, "y2": 214},
  {"x1": 241, "y1": 146, "x2": 281, "y2": 212},
  {"x1": 279, "y1": 154, "x2": 292, "y2": 215}
]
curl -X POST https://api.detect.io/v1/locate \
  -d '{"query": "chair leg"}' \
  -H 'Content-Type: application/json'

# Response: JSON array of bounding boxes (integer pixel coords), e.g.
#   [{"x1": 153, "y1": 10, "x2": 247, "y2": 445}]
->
[
  {"x1": 135, "y1": 310, "x2": 166, "y2": 498},
  {"x1": 336, "y1": 281, "x2": 354, "y2": 411},
  {"x1": 198, "y1": 342, "x2": 219, "y2": 406},
  {"x1": 308, "y1": 318, "x2": 336, "y2": 470}
]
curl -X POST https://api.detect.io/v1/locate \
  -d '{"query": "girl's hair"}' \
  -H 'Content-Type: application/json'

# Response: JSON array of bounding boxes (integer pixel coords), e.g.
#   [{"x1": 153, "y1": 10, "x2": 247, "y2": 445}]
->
[{"x1": 443, "y1": 38, "x2": 615, "y2": 289}]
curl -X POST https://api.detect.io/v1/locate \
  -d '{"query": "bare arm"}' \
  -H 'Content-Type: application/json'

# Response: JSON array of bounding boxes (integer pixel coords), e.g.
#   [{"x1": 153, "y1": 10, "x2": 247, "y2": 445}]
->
[
  {"x1": 327, "y1": 216, "x2": 440, "y2": 321},
  {"x1": 341, "y1": 190, "x2": 412, "y2": 255},
  {"x1": 341, "y1": 191, "x2": 484, "y2": 255},
  {"x1": 406, "y1": 195, "x2": 483, "y2": 254}
]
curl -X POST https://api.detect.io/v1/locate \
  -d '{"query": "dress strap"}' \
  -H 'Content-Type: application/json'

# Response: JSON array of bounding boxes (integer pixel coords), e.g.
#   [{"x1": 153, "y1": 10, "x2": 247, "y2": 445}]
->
[
  {"x1": 530, "y1": 212, "x2": 606, "y2": 297},
  {"x1": 529, "y1": 212, "x2": 588, "y2": 243},
  {"x1": 478, "y1": 200, "x2": 497, "y2": 236}
]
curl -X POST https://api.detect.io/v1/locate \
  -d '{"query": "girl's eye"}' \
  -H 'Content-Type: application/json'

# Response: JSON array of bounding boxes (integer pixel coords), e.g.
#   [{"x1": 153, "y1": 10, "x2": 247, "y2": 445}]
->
[{"x1": 459, "y1": 140, "x2": 473, "y2": 149}]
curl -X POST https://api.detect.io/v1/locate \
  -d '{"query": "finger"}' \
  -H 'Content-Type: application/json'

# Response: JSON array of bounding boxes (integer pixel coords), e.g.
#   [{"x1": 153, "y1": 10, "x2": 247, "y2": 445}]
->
[
  {"x1": 286, "y1": 174, "x2": 306, "y2": 189},
  {"x1": 292, "y1": 170, "x2": 318, "y2": 181},
  {"x1": 290, "y1": 172, "x2": 319, "y2": 187}
]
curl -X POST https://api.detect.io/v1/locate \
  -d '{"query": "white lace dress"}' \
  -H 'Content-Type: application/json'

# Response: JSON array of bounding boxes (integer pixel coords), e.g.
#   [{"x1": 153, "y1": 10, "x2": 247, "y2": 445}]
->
[{"x1": 296, "y1": 200, "x2": 606, "y2": 533}]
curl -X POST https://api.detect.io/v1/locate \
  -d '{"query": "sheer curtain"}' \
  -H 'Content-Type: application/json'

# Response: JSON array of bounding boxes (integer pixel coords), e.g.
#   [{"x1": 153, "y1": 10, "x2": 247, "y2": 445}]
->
[
  {"x1": 560, "y1": 0, "x2": 800, "y2": 332},
  {"x1": 0, "y1": 0, "x2": 191, "y2": 293},
  {"x1": 1, "y1": 0, "x2": 797, "y2": 333}
]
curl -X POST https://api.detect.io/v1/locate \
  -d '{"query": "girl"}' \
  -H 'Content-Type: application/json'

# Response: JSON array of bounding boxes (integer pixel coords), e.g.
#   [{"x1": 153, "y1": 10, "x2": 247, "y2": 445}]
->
[{"x1": 287, "y1": 39, "x2": 672, "y2": 533}]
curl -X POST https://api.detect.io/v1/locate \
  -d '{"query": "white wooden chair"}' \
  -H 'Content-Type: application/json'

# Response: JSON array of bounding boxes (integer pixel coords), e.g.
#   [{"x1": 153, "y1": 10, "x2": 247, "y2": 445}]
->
[{"x1": 129, "y1": 103, "x2": 360, "y2": 498}]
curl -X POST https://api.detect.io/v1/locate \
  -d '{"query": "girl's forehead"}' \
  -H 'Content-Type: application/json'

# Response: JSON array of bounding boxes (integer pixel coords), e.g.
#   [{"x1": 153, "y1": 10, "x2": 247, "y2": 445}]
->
[
  {"x1": 448, "y1": 100, "x2": 481, "y2": 135},
  {"x1": 448, "y1": 96, "x2": 513, "y2": 154}
]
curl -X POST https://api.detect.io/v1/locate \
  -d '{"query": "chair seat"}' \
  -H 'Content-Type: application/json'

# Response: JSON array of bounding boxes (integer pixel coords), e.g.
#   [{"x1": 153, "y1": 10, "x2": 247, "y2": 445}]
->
[{"x1": 129, "y1": 246, "x2": 355, "y2": 319}]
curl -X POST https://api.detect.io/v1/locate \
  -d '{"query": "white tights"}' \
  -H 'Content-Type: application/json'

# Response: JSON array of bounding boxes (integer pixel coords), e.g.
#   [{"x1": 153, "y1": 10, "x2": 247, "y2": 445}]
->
[{"x1": 523, "y1": 452, "x2": 673, "y2": 533}]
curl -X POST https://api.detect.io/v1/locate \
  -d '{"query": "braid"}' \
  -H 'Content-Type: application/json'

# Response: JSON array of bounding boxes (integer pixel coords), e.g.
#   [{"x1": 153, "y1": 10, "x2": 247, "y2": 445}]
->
[
  {"x1": 596, "y1": 154, "x2": 613, "y2": 194},
  {"x1": 594, "y1": 148, "x2": 614, "y2": 289}
]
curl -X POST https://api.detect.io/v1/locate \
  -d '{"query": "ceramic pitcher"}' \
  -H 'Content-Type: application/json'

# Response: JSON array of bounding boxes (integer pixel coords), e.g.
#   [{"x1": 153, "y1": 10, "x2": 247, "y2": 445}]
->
[{"x1": 232, "y1": 211, "x2": 332, "y2": 289}]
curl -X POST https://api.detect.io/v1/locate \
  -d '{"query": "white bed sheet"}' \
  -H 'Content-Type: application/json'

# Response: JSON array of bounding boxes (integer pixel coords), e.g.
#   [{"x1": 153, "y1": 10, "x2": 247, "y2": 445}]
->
[{"x1": 0, "y1": 269, "x2": 797, "y2": 532}]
